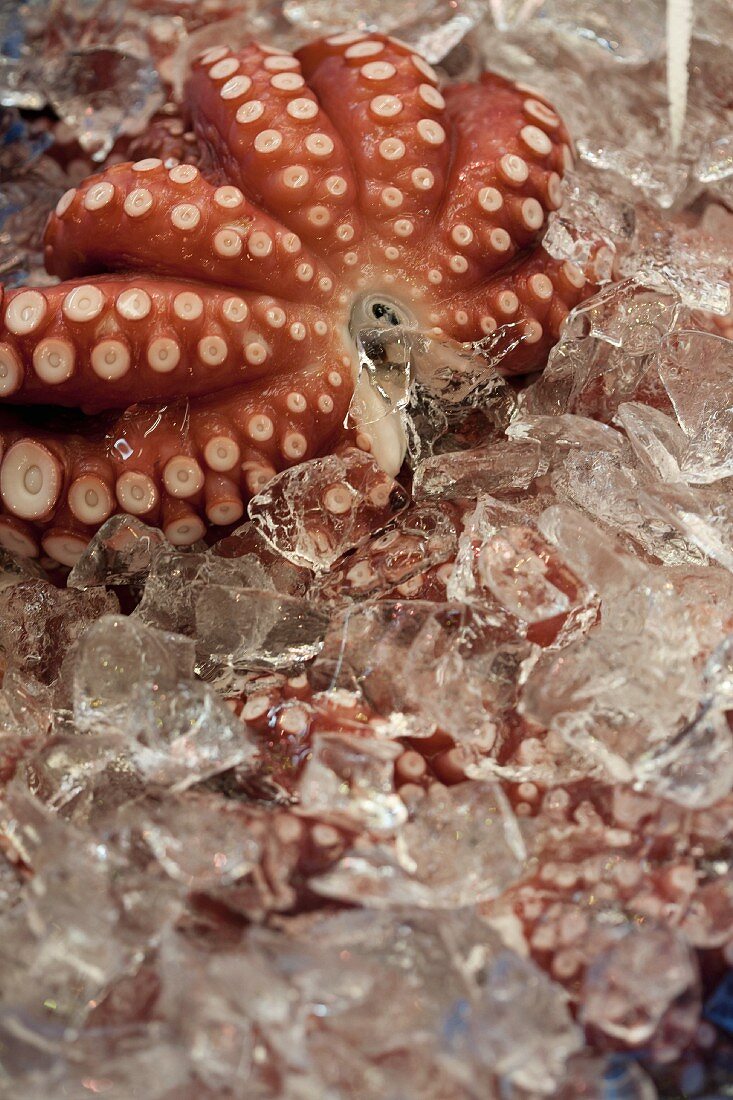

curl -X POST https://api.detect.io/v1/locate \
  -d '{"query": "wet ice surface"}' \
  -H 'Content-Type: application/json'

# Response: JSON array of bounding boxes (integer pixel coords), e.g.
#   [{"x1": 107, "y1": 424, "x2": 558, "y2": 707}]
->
[{"x1": 3, "y1": 2, "x2": 733, "y2": 1099}]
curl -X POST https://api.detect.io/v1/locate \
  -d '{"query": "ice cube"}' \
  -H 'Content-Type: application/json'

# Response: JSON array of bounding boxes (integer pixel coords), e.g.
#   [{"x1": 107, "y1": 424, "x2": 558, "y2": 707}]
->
[
  {"x1": 657, "y1": 329, "x2": 733, "y2": 483},
  {"x1": 42, "y1": 46, "x2": 164, "y2": 159},
  {"x1": 581, "y1": 925, "x2": 698, "y2": 1048},
  {"x1": 413, "y1": 439, "x2": 542, "y2": 500},
  {"x1": 521, "y1": 280, "x2": 684, "y2": 421},
  {"x1": 298, "y1": 731, "x2": 406, "y2": 833},
  {"x1": 0, "y1": 580, "x2": 118, "y2": 685},
  {"x1": 311, "y1": 502, "x2": 459, "y2": 603},
  {"x1": 314, "y1": 598, "x2": 531, "y2": 749},
  {"x1": 312, "y1": 780, "x2": 525, "y2": 908},
  {"x1": 195, "y1": 585, "x2": 329, "y2": 672},
  {"x1": 68, "y1": 514, "x2": 169, "y2": 589},
  {"x1": 136, "y1": 548, "x2": 275, "y2": 635},
  {"x1": 248, "y1": 449, "x2": 409, "y2": 572}
]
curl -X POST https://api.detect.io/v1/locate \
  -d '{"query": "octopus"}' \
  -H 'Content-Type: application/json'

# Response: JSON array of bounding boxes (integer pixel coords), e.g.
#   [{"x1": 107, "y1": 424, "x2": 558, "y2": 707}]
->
[{"x1": 0, "y1": 32, "x2": 590, "y2": 566}]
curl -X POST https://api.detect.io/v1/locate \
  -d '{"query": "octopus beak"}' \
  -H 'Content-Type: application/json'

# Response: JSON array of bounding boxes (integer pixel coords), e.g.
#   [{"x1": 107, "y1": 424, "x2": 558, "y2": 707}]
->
[{"x1": 348, "y1": 292, "x2": 417, "y2": 476}]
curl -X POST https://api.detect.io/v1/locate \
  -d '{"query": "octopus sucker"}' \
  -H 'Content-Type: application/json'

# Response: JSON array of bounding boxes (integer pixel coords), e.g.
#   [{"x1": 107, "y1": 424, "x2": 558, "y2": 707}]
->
[{"x1": 0, "y1": 34, "x2": 591, "y2": 562}]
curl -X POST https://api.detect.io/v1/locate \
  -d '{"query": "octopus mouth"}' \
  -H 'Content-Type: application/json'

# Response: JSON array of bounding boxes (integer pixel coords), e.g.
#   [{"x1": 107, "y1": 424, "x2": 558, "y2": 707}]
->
[{"x1": 347, "y1": 291, "x2": 417, "y2": 477}]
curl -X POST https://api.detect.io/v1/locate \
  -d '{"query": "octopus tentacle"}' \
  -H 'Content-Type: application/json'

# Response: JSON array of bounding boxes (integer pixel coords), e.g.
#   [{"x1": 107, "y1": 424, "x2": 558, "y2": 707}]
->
[
  {"x1": 417, "y1": 76, "x2": 571, "y2": 295},
  {"x1": 0, "y1": 359, "x2": 351, "y2": 558},
  {"x1": 434, "y1": 252, "x2": 589, "y2": 372},
  {"x1": 188, "y1": 42, "x2": 364, "y2": 264},
  {"x1": 297, "y1": 34, "x2": 452, "y2": 269},
  {"x1": 45, "y1": 161, "x2": 335, "y2": 303},
  {"x1": 0, "y1": 277, "x2": 348, "y2": 413}
]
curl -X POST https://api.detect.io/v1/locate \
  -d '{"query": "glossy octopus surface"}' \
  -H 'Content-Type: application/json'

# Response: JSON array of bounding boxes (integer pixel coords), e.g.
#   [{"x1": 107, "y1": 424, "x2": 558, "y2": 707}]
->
[{"x1": 0, "y1": 32, "x2": 588, "y2": 565}]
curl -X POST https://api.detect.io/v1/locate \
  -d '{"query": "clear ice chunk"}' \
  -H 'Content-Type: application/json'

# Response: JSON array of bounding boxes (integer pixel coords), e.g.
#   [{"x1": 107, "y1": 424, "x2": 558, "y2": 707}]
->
[
  {"x1": 0, "y1": 548, "x2": 45, "y2": 592},
  {"x1": 72, "y1": 615, "x2": 256, "y2": 787},
  {"x1": 298, "y1": 732, "x2": 406, "y2": 833},
  {"x1": 136, "y1": 548, "x2": 275, "y2": 635},
  {"x1": 543, "y1": 167, "x2": 635, "y2": 277},
  {"x1": 350, "y1": 322, "x2": 516, "y2": 466},
  {"x1": 311, "y1": 501, "x2": 459, "y2": 603},
  {"x1": 41, "y1": 45, "x2": 164, "y2": 159},
  {"x1": 521, "y1": 280, "x2": 684, "y2": 421},
  {"x1": 615, "y1": 400, "x2": 687, "y2": 484},
  {"x1": 68, "y1": 514, "x2": 170, "y2": 589},
  {"x1": 581, "y1": 925, "x2": 698, "y2": 1046},
  {"x1": 467, "y1": 949, "x2": 583, "y2": 1093},
  {"x1": 623, "y1": 211, "x2": 732, "y2": 315},
  {"x1": 314, "y1": 599, "x2": 530, "y2": 748},
  {"x1": 0, "y1": 580, "x2": 118, "y2": 685},
  {"x1": 523, "y1": 506, "x2": 703, "y2": 784},
  {"x1": 312, "y1": 780, "x2": 525, "y2": 908},
  {"x1": 0, "y1": 0, "x2": 49, "y2": 109},
  {"x1": 135, "y1": 794, "x2": 261, "y2": 889},
  {"x1": 282, "y1": 0, "x2": 483, "y2": 64},
  {"x1": 527, "y1": 0, "x2": 666, "y2": 65},
  {"x1": 195, "y1": 586, "x2": 329, "y2": 672},
  {"x1": 0, "y1": 157, "x2": 69, "y2": 286},
  {"x1": 657, "y1": 329, "x2": 733, "y2": 483},
  {"x1": 412, "y1": 439, "x2": 542, "y2": 500},
  {"x1": 248, "y1": 449, "x2": 410, "y2": 572}
]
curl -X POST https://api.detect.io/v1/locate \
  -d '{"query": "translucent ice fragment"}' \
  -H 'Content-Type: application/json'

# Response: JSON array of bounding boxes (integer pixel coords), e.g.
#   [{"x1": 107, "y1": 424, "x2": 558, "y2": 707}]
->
[
  {"x1": 479, "y1": 528, "x2": 570, "y2": 622},
  {"x1": 248, "y1": 449, "x2": 409, "y2": 572},
  {"x1": 577, "y1": 139, "x2": 690, "y2": 211},
  {"x1": 72, "y1": 615, "x2": 255, "y2": 787},
  {"x1": 312, "y1": 780, "x2": 525, "y2": 908},
  {"x1": 137, "y1": 795, "x2": 261, "y2": 889},
  {"x1": 640, "y1": 480, "x2": 733, "y2": 572},
  {"x1": 413, "y1": 439, "x2": 541, "y2": 500},
  {"x1": 404, "y1": 330, "x2": 517, "y2": 465},
  {"x1": 540, "y1": 0, "x2": 666, "y2": 64},
  {"x1": 42, "y1": 46, "x2": 164, "y2": 159},
  {"x1": 634, "y1": 634, "x2": 733, "y2": 807},
  {"x1": 0, "y1": 548, "x2": 45, "y2": 592},
  {"x1": 615, "y1": 401, "x2": 687, "y2": 483},
  {"x1": 350, "y1": 322, "x2": 515, "y2": 466},
  {"x1": 314, "y1": 599, "x2": 530, "y2": 747},
  {"x1": 550, "y1": 444, "x2": 703, "y2": 566},
  {"x1": 0, "y1": 580, "x2": 117, "y2": 684},
  {"x1": 195, "y1": 586, "x2": 329, "y2": 672},
  {"x1": 582, "y1": 925, "x2": 698, "y2": 1046},
  {"x1": 509, "y1": 411, "x2": 626, "y2": 456},
  {"x1": 696, "y1": 134, "x2": 733, "y2": 184},
  {"x1": 0, "y1": 0, "x2": 48, "y2": 109},
  {"x1": 283, "y1": 0, "x2": 483, "y2": 62},
  {"x1": 136, "y1": 549, "x2": 274, "y2": 635},
  {"x1": 620, "y1": 208, "x2": 731, "y2": 315},
  {"x1": 68, "y1": 514, "x2": 169, "y2": 589},
  {"x1": 73, "y1": 614, "x2": 195, "y2": 733},
  {"x1": 657, "y1": 330, "x2": 733, "y2": 483},
  {"x1": 0, "y1": 784, "x2": 180, "y2": 1031},
  {"x1": 311, "y1": 502, "x2": 459, "y2": 603},
  {"x1": 524, "y1": 508, "x2": 702, "y2": 782},
  {"x1": 521, "y1": 280, "x2": 683, "y2": 421},
  {"x1": 0, "y1": 157, "x2": 69, "y2": 284},
  {"x1": 543, "y1": 168, "x2": 635, "y2": 276},
  {"x1": 298, "y1": 732, "x2": 406, "y2": 833}
]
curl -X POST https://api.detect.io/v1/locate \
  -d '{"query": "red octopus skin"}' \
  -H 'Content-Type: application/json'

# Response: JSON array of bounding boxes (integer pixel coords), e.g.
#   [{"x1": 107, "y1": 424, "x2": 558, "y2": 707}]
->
[{"x1": 0, "y1": 34, "x2": 589, "y2": 566}]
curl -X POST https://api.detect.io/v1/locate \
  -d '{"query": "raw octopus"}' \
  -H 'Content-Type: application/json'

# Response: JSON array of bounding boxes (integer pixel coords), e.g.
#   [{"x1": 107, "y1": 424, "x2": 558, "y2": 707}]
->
[{"x1": 0, "y1": 32, "x2": 589, "y2": 565}]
